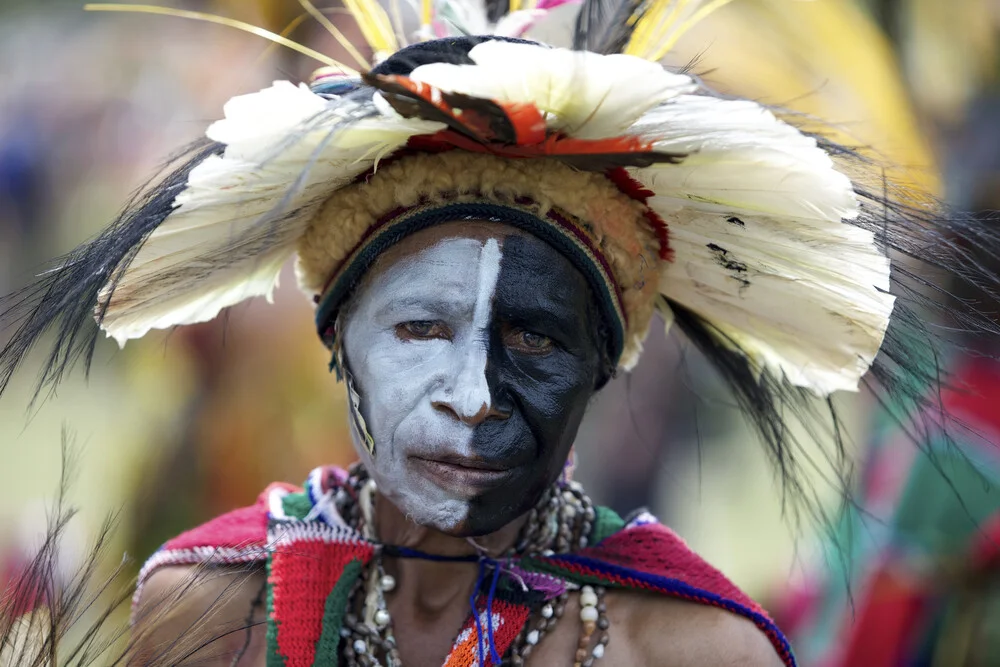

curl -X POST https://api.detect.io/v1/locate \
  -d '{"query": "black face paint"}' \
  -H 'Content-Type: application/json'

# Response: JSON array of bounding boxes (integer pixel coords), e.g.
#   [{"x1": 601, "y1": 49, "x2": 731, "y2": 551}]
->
[{"x1": 461, "y1": 234, "x2": 605, "y2": 534}]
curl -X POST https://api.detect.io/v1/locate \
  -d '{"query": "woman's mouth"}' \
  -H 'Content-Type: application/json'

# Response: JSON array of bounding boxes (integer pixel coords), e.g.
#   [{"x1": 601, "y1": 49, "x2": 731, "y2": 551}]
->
[{"x1": 412, "y1": 455, "x2": 519, "y2": 492}]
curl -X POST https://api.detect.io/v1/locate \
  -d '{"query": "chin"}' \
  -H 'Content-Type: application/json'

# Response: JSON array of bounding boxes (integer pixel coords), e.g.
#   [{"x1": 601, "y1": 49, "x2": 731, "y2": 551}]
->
[
  {"x1": 381, "y1": 480, "x2": 473, "y2": 532},
  {"x1": 460, "y1": 483, "x2": 549, "y2": 537},
  {"x1": 418, "y1": 507, "x2": 521, "y2": 538},
  {"x1": 384, "y1": 478, "x2": 541, "y2": 538}
]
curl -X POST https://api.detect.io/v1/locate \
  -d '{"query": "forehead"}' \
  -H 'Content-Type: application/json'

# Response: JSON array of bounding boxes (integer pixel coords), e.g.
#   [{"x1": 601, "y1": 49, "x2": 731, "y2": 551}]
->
[{"x1": 354, "y1": 221, "x2": 591, "y2": 310}]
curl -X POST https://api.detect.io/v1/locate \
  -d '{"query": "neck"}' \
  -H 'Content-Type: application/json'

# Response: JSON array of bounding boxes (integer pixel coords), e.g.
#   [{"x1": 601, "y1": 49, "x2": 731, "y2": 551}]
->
[{"x1": 374, "y1": 492, "x2": 526, "y2": 615}]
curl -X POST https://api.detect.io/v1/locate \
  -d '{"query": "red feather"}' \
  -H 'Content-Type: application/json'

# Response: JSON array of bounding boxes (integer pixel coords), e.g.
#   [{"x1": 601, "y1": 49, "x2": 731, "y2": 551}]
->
[{"x1": 363, "y1": 73, "x2": 546, "y2": 145}]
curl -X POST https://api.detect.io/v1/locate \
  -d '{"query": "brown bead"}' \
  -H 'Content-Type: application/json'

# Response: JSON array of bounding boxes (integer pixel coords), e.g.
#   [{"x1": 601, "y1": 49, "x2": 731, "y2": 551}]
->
[
  {"x1": 597, "y1": 617, "x2": 610, "y2": 630},
  {"x1": 583, "y1": 620, "x2": 596, "y2": 635}
]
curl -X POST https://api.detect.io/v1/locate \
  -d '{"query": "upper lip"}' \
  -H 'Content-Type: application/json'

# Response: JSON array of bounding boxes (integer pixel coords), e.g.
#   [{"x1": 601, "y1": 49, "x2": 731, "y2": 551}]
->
[{"x1": 417, "y1": 453, "x2": 514, "y2": 472}]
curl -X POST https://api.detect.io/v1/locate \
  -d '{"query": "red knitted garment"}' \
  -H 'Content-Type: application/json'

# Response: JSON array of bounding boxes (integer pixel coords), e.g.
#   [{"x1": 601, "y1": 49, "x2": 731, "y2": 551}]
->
[
  {"x1": 134, "y1": 475, "x2": 795, "y2": 667},
  {"x1": 525, "y1": 523, "x2": 794, "y2": 666},
  {"x1": 269, "y1": 531, "x2": 375, "y2": 666}
]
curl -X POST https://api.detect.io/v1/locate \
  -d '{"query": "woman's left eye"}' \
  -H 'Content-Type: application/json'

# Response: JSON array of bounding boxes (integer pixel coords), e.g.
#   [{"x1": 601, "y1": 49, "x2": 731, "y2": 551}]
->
[{"x1": 505, "y1": 328, "x2": 554, "y2": 354}]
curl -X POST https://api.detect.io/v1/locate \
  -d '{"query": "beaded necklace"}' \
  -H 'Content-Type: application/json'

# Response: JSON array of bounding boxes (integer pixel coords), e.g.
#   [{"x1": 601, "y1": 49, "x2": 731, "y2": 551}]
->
[{"x1": 334, "y1": 464, "x2": 611, "y2": 667}]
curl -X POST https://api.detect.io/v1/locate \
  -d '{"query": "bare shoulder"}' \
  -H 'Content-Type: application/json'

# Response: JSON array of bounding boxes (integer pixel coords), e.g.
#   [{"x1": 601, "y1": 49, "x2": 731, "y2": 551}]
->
[
  {"x1": 131, "y1": 564, "x2": 267, "y2": 666},
  {"x1": 605, "y1": 590, "x2": 785, "y2": 667}
]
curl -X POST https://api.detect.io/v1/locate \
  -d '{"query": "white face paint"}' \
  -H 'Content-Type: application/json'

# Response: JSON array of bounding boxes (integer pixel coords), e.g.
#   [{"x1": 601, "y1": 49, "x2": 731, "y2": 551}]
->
[{"x1": 342, "y1": 236, "x2": 504, "y2": 532}]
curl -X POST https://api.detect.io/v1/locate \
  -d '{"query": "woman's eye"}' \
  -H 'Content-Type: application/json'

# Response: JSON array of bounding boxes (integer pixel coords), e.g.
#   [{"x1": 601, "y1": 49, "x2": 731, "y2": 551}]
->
[
  {"x1": 506, "y1": 328, "x2": 554, "y2": 354},
  {"x1": 396, "y1": 320, "x2": 451, "y2": 341}
]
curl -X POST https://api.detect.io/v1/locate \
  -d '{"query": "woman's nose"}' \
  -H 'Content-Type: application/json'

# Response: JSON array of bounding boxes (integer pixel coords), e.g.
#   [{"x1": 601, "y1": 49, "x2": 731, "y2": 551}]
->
[{"x1": 431, "y1": 344, "x2": 508, "y2": 425}]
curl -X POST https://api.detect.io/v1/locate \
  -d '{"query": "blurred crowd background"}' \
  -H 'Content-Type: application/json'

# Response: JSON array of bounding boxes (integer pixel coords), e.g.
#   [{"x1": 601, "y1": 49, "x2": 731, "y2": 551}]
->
[{"x1": 0, "y1": 0, "x2": 999, "y2": 664}]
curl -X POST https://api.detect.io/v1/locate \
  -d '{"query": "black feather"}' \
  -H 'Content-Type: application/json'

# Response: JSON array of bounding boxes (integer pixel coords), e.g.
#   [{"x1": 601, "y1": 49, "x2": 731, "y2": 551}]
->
[
  {"x1": 0, "y1": 434, "x2": 269, "y2": 667},
  {"x1": 0, "y1": 139, "x2": 223, "y2": 404},
  {"x1": 667, "y1": 146, "x2": 1000, "y2": 533},
  {"x1": 573, "y1": 0, "x2": 645, "y2": 54}
]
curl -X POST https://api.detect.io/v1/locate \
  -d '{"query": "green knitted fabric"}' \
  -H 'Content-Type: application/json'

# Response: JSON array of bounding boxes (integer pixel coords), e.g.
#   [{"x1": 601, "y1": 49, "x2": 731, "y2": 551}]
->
[
  {"x1": 312, "y1": 558, "x2": 365, "y2": 667},
  {"x1": 282, "y1": 491, "x2": 314, "y2": 520},
  {"x1": 266, "y1": 558, "x2": 287, "y2": 667},
  {"x1": 589, "y1": 506, "x2": 625, "y2": 545}
]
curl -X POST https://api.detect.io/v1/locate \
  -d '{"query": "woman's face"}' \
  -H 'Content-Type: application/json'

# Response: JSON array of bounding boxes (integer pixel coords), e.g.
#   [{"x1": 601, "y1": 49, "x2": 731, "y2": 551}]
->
[{"x1": 341, "y1": 222, "x2": 606, "y2": 536}]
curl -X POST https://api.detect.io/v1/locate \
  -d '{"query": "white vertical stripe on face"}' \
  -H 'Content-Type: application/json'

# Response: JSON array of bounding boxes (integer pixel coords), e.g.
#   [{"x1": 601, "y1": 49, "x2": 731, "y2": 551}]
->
[
  {"x1": 449, "y1": 238, "x2": 502, "y2": 421},
  {"x1": 342, "y1": 235, "x2": 506, "y2": 532}
]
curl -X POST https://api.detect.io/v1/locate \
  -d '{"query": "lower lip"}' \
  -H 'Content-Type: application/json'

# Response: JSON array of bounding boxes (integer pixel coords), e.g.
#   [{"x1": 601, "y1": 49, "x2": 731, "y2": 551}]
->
[{"x1": 413, "y1": 458, "x2": 518, "y2": 492}]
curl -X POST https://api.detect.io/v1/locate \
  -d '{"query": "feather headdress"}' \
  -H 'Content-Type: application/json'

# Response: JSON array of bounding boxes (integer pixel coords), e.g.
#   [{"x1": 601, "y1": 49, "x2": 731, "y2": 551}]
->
[{"x1": 3, "y1": 0, "x2": 1000, "y2": 519}]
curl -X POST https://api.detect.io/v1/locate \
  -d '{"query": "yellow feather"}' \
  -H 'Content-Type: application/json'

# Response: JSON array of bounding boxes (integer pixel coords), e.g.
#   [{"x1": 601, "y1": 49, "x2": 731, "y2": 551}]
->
[
  {"x1": 388, "y1": 0, "x2": 410, "y2": 49},
  {"x1": 650, "y1": 0, "x2": 735, "y2": 61},
  {"x1": 625, "y1": 0, "x2": 735, "y2": 62},
  {"x1": 342, "y1": 0, "x2": 399, "y2": 56},
  {"x1": 260, "y1": 8, "x2": 381, "y2": 77},
  {"x1": 624, "y1": 0, "x2": 665, "y2": 57},
  {"x1": 84, "y1": 4, "x2": 356, "y2": 74},
  {"x1": 297, "y1": 0, "x2": 371, "y2": 70},
  {"x1": 421, "y1": 0, "x2": 433, "y2": 37},
  {"x1": 510, "y1": 0, "x2": 523, "y2": 13},
  {"x1": 627, "y1": 0, "x2": 686, "y2": 58}
]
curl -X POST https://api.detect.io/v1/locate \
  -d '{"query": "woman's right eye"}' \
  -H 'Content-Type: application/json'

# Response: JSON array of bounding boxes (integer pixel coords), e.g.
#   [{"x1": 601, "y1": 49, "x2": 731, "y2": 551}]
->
[{"x1": 395, "y1": 320, "x2": 452, "y2": 341}]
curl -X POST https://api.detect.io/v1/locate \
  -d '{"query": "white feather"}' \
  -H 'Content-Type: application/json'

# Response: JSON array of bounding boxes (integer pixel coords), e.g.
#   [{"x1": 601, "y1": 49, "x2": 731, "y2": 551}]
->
[
  {"x1": 631, "y1": 96, "x2": 858, "y2": 222},
  {"x1": 650, "y1": 206, "x2": 893, "y2": 395},
  {"x1": 628, "y1": 94, "x2": 891, "y2": 393},
  {"x1": 101, "y1": 81, "x2": 443, "y2": 345},
  {"x1": 409, "y1": 40, "x2": 697, "y2": 139}
]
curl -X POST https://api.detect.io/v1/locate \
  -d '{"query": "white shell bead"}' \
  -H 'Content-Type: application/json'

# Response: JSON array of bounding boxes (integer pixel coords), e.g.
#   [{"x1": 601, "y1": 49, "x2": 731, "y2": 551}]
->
[
  {"x1": 374, "y1": 609, "x2": 391, "y2": 627},
  {"x1": 353, "y1": 639, "x2": 367, "y2": 654},
  {"x1": 580, "y1": 588, "x2": 598, "y2": 608},
  {"x1": 580, "y1": 606, "x2": 599, "y2": 623},
  {"x1": 541, "y1": 604, "x2": 554, "y2": 619},
  {"x1": 527, "y1": 630, "x2": 540, "y2": 645},
  {"x1": 593, "y1": 644, "x2": 605, "y2": 659},
  {"x1": 380, "y1": 574, "x2": 396, "y2": 592}
]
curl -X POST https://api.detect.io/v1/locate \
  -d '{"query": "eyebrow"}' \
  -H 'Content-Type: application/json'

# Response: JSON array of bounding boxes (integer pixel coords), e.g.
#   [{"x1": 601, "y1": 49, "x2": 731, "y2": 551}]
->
[
  {"x1": 372, "y1": 296, "x2": 474, "y2": 321},
  {"x1": 501, "y1": 301, "x2": 586, "y2": 330}
]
